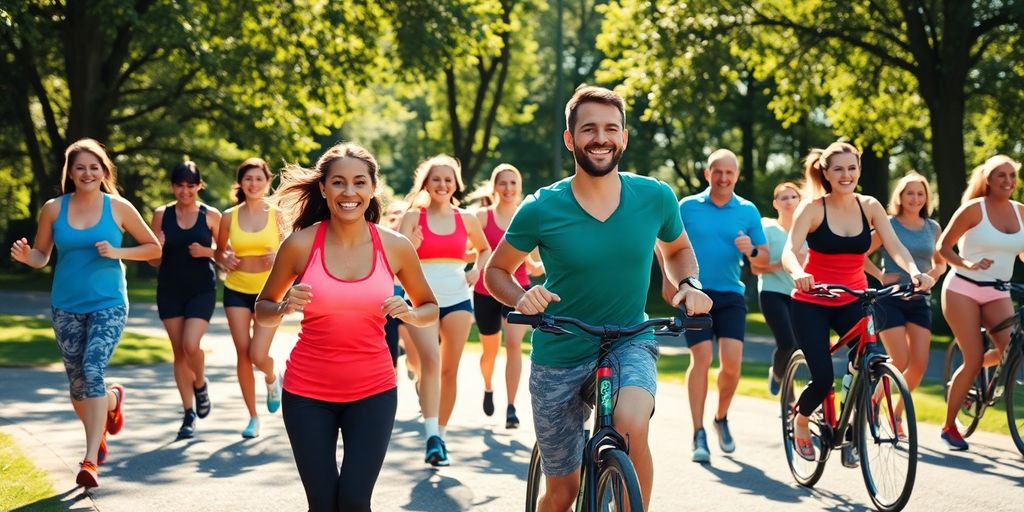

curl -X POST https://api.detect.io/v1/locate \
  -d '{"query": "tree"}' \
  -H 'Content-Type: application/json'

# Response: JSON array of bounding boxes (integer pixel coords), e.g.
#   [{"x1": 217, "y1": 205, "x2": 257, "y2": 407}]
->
[{"x1": 0, "y1": 0, "x2": 391, "y2": 218}]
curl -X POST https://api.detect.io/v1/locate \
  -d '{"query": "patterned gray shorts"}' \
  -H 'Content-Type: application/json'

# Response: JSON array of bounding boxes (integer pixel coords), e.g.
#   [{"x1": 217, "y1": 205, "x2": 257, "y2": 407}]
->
[
  {"x1": 51, "y1": 304, "x2": 128, "y2": 400},
  {"x1": 529, "y1": 340, "x2": 659, "y2": 476}
]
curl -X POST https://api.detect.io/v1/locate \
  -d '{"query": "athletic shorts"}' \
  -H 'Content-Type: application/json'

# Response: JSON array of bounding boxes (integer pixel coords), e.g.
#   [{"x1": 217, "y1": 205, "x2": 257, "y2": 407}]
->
[
  {"x1": 685, "y1": 289, "x2": 747, "y2": 346},
  {"x1": 52, "y1": 304, "x2": 128, "y2": 400},
  {"x1": 943, "y1": 273, "x2": 1009, "y2": 306},
  {"x1": 223, "y1": 286, "x2": 258, "y2": 312},
  {"x1": 876, "y1": 294, "x2": 932, "y2": 331},
  {"x1": 439, "y1": 299, "x2": 473, "y2": 320},
  {"x1": 530, "y1": 340, "x2": 659, "y2": 476},
  {"x1": 473, "y1": 292, "x2": 513, "y2": 335},
  {"x1": 157, "y1": 286, "x2": 216, "y2": 321}
]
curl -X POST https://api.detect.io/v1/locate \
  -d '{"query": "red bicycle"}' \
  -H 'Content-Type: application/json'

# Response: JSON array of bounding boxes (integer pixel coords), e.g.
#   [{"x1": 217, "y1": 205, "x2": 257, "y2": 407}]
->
[{"x1": 780, "y1": 283, "x2": 919, "y2": 512}]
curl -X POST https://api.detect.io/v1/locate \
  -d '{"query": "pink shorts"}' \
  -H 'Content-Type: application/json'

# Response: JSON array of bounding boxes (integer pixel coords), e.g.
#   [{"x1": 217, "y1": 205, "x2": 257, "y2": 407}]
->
[{"x1": 943, "y1": 273, "x2": 1010, "y2": 305}]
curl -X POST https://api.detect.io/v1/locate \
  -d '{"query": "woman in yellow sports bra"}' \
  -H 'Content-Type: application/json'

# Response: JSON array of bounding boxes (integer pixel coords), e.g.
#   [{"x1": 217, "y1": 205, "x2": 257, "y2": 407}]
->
[{"x1": 215, "y1": 157, "x2": 287, "y2": 438}]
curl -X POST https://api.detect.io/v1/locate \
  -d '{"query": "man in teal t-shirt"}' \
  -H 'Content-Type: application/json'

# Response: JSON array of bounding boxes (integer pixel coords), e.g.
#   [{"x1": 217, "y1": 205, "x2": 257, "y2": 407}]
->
[{"x1": 485, "y1": 85, "x2": 711, "y2": 511}]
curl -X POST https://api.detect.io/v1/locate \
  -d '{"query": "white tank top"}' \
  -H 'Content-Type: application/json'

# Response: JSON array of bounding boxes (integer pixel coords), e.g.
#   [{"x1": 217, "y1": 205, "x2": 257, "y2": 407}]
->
[{"x1": 956, "y1": 198, "x2": 1024, "y2": 282}]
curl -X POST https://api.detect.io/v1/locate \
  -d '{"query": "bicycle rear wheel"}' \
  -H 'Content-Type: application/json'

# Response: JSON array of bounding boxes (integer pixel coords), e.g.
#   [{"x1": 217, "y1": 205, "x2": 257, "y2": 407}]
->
[
  {"x1": 525, "y1": 443, "x2": 546, "y2": 512},
  {"x1": 1005, "y1": 353, "x2": 1024, "y2": 456},
  {"x1": 858, "y1": 362, "x2": 917, "y2": 512},
  {"x1": 595, "y1": 448, "x2": 644, "y2": 512},
  {"x1": 943, "y1": 341, "x2": 984, "y2": 437},
  {"x1": 780, "y1": 350, "x2": 827, "y2": 487}
]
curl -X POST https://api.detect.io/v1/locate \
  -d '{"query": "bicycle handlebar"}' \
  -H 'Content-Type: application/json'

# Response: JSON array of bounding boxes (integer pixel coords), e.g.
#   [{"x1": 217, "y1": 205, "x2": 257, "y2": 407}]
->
[
  {"x1": 806, "y1": 282, "x2": 920, "y2": 300},
  {"x1": 506, "y1": 308, "x2": 712, "y2": 337}
]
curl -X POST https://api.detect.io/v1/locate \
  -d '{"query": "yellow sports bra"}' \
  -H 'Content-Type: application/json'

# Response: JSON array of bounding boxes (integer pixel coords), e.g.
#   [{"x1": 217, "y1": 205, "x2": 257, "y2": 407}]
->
[{"x1": 225, "y1": 205, "x2": 280, "y2": 294}]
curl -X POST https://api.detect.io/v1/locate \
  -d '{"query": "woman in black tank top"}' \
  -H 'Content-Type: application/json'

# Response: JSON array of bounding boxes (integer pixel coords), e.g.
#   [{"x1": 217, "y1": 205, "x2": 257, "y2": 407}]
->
[{"x1": 148, "y1": 162, "x2": 222, "y2": 440}]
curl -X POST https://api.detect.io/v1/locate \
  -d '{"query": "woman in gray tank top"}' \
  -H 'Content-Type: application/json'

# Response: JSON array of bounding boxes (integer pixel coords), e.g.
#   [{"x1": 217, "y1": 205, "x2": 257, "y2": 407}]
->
[{"x1": 866, "y1": 172, "x2": 947, "y2": 438}]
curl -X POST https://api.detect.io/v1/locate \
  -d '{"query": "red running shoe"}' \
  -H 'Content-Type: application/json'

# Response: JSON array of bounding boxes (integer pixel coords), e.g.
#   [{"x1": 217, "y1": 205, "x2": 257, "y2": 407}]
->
[
  {"x1": 76, "y1": 460, "x2": 99, "y2": 488},
  {"x1": 107, "y1": 384, "x2": 125, "y2": 435},
  {"x1": 941, "y1": 425, "x2": 969, "y2": 451},
  {"x1": 97, "y1": 432, "x2": 108, "y2": 466}
]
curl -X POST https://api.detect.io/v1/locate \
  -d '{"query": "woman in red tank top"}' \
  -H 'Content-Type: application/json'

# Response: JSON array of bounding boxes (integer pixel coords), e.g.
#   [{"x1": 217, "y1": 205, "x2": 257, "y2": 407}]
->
[
  {"x1": 254, "y1": 143, "x2": 438, "y2": 511},
  {"x1": 781, "y1": 141, "x2": 935, "y2": 461},
  {"x1": 468, "y1": 164, "x2": 543, "y2": 428},
  {"x1": 398, "y1": 154, "x2": 491, "y2": 466}
]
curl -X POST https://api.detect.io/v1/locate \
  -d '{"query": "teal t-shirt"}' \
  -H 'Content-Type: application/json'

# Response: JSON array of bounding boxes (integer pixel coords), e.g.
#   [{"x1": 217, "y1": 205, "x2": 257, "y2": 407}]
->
[
  {"x1": 758, "y1": 219, "x2": 796, "y2": 295},
  {"x1": 503, "y1": 173, "x2": 683, "y2": 368}
]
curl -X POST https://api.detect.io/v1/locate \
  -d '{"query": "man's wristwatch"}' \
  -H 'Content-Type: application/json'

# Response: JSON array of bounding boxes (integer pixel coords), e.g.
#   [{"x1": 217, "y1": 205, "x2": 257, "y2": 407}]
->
[
  {"x1": 748, "y1": 247, "x2": 759, "y2": 258},
  {"x1": 678, "y1": 276, "x2": 703, "y2": 291}
]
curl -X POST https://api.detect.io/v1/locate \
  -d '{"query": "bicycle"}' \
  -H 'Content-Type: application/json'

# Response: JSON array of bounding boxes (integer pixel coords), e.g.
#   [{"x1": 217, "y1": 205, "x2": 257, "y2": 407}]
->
[
  {"x1": 780, "y1": 283, "x2": 919, "y2": 512},
  {"x1": 508, "y1": 309, "x2": 711, "y2": 512},
  {"x1": 941, "y1": 279, "x2": 1024, "y2": 455}
]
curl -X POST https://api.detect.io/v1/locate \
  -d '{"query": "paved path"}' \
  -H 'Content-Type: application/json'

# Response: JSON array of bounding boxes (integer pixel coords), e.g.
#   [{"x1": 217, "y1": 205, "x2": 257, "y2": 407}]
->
[{"x1": 1, "y1": 292, "x2": 1022, "y2": 511}]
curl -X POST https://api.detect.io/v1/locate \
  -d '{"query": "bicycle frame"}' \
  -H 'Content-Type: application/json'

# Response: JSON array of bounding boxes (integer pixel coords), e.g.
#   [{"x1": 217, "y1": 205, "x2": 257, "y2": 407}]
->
[{"x1": 577, "y1": 336, "x2": 632, "y2": 510}]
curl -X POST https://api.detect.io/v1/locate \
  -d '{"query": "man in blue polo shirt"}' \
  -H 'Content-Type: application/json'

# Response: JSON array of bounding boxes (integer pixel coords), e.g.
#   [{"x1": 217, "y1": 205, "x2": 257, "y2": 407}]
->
[{"x1": 666, "y1": 148, "x2": 768, "y2": 463}]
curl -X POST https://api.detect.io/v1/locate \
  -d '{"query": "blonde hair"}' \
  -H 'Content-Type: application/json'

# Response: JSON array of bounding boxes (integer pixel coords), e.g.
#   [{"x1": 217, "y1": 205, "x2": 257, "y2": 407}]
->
[
  {"x1": 802, "y1": 141, "x2": 861, "y2": 199},
  {"x1": 773, "y1": 181, "x2": 801, "y2": 200},
  {"x1": 61, "y1": 139, "x2": 120, "y2": 196},
  {"x1": 466, "y1": 163, "x2": 522, "y2": 207},
  {"x1": 889, "y1": 171, "x2": 932, "y2": 218},
  {"x1": 962, "y1": 154, "x2": 1022, "y2": 204},
  {"x1": 405, "y1": 154, "x2": 465, "y2": 209}
]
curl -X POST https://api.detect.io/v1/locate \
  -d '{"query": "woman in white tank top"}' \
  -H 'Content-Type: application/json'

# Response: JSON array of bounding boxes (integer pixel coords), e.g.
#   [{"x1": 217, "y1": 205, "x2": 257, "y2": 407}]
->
[{"x1": 937, "y1": 154, "x2": 1024, "y2": 450}]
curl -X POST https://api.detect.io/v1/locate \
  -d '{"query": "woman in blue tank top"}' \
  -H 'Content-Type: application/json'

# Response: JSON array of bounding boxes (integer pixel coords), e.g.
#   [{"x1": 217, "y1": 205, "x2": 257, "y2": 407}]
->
[
  {"x1": 865, "y1": 172, "x2": 947, "y2": 439},
  {"x1": 148, "y1": 161, "x2": 222, "y2": 440},
  {"x1": 10, "y1": 139, "x2": 161, "y2": 489}
]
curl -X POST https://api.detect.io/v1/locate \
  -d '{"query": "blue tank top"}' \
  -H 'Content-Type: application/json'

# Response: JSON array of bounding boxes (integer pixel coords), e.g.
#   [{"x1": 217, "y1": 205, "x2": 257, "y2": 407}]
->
[{"x1": 51, "y1": 194, "x2": 128, "y2": 313}]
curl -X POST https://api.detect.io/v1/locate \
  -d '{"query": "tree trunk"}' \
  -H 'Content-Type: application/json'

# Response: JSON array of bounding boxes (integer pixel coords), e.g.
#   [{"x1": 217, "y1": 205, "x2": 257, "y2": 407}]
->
[
  {"x1": 926, "y1": 92, "x2": 967, "y2": 224},
  {"x1": 859, "y1": 147, "x2": 890, "y2": 204}
]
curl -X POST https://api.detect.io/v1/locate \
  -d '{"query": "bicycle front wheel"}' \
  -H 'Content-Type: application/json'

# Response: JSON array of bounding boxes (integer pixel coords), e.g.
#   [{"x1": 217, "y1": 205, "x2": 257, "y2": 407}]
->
[
  {"x1": 943, "y1": 340, "x2": 984, "y2": 437},
  {"x1": 858, "y1": 362, "x2": 917, "y2": 512},
  {"x1": 1005, "y1": 353, "x2": 1024, "y2": 456},
  {"x1": 780, "y1": 350, "x2": 827, "y2": 487},
  {"x1": 595, "y1": 448, "x2": 644, "y2": 512},
  {"x1": 525, "y1": 443, "x2": 546, "y2": 512}
]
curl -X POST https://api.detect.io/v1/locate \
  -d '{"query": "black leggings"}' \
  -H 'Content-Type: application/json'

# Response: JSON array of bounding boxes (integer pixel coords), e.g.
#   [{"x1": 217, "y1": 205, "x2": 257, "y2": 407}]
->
[
  {"x1": 791, "y1": 300, "x2": 862, "y2": 417},
  {"x1": 282, "y1": 388, "x2": 397, "y2": 512},
  {"x1": 760, "y1": 291, "x2": 798, "y2": 381}
]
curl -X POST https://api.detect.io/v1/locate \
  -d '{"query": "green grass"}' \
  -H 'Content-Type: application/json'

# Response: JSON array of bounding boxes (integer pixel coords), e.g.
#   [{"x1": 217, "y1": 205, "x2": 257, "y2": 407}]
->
[
  {"x1": 0, "y1": 314, "x2": 172, "y2": 367},
  {"x1": 0, "y1": 432, "x2": 64, "y2": 512}
]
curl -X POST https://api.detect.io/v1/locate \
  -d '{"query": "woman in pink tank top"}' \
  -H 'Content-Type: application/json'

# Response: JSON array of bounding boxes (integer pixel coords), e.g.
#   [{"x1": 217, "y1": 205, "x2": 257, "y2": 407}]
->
[
  {"x1": 936, "y1": 154, "x2": 1024, "y2": 450},
  {"x1": 468, "y1": 164, "x2": 543, "y2": 428},
  {"x1": 254, "y1": 143, "x2": 438, "y2": 511},
  {"x1": 397, "y1": 154, "x2": 491, "y2": 466}
]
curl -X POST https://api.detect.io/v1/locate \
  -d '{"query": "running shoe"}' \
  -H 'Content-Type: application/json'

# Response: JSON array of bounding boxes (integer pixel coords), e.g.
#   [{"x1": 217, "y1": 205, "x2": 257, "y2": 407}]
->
[
  {"x1": 506, "y1": 405, "x2": 520, "y2": 429},
  {"x1": 242, "y1": 417, "x2": 260, "y2": 439},
  {"x1": 106, "y1": 384, "x2": 125, "y2": 435},
  {"x1": 483, "y1": 390, "x2": 495, "y2": 417},
  {"x1": 194, "y1": 381, "x2": 212, "y2": 419},
  {"x1": 894, "y1": 415, "x2": 907, "y2": 441},
  {"x1": 768, "y1": 367, "x2": 781, "y2": 396},
  {"x1": 425, "y1": 435, "x2": 449, "y2": 466},
  {"x1": 713, "y1": 417, "x2": 735, "y2": 453},
  {"x1": 941, "y1": 426, "x2": 969, "y2": 451},
  {"x1": 692, "y1": 428, "x2": 710, "y2": 463},
  {"x1": 97, "y1": 433, "x2": 107, "y2": 466},
  {"x1": 841, "y1": 444, "x2": 859, "y2": 468},
  {"x1": 267, "y1": 373, "x2": 282, "y2": 414},
  {"x1": 76, "y1": 460, "x2": 99, "y2": 488},
  {"x1": 177, "y1": 409, "x2": 198, "y2": 440}
]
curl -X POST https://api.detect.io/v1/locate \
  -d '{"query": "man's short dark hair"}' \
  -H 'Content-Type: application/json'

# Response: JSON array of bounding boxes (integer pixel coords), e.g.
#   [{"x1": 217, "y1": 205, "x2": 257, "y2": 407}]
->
[{"x1": 564, "y1": 84, "x2": 626, "y2": 133}]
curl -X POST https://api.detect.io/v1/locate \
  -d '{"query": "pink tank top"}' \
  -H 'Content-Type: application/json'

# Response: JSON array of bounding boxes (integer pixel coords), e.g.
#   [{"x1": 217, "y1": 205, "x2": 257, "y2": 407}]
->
[
  {"x1": 284, "y1": 222, "x2": 397, "y2": 402},
  {"x1": 416, "y1": 208, "x2": 468, "y2": 262},
  {"x1": 474, "y1": 208, "x2": 529, "y2": 295}
]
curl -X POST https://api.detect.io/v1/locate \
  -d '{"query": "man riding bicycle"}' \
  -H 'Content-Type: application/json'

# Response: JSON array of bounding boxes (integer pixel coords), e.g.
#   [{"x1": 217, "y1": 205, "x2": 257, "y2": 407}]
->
[{"x1": 484, "y1": 85, "x2": 713, "y2": 511}]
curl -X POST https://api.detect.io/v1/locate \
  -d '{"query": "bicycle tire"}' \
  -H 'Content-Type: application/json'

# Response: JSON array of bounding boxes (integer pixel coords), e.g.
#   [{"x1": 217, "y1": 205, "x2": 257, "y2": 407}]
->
[
  {"x1": 1005, "y1": 353, "x2": 1024, "y2": 456},
  {"x1": 943, "y1": 341, "x2": 984, "y2": 437},
  {"x1": 780, "y1": 350, "x2": 827, "y2": 487},
  {"x1": 525, "y1": 443, "x2": 545, "y2": 512},
  {"x1": 594, "y1": 448, "x2": 644, "y2": 512},
  {"x1": 858, "y1": 362, "x2": 917, "y2": 512}
]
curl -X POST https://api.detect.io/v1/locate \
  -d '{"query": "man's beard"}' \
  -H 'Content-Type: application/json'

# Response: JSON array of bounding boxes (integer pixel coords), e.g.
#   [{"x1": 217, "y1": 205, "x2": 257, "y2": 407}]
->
[{"x1": 573, "y1": 142, "x2": 622, "y2": 177}]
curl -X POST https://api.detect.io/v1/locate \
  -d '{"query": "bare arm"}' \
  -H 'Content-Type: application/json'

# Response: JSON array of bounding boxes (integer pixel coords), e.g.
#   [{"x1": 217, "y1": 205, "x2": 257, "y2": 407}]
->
[
  {"x1": 937, "y1": 201, "x2": 987, "y2": 271},
  {"x1": 462, "y1": 212, "x2": 491, "y2": 287},
  {"x1": 385, "y1": 233, "x2": 439, "y2": 328},
  {"x1": 867, "y1": 198, "x2": 933, "y2": 290},
  {"x1": 10, "y1": 199, "x2": 59, "y2": 269},
  {"x1": 215, "y1": 209, "x2": 239, "y2": 270},
  {"x1": 398, "y1": 210, "x2": 422, "y2": 249},
  {"x1": 148, "y1": 206, "x2": 166, "y2": 267},
  {"x1": 254, "y1": 231, "x2": 309, "y2": 327},
  {"x1": 784, "y1": 200, "x2": 816, "y2": 291},
  {"x1": 656, "y1": 230, "x2": 713, "y2": 315},
  {"x1": 109, "y1": 198, "x2": 161, "y2": 261}
]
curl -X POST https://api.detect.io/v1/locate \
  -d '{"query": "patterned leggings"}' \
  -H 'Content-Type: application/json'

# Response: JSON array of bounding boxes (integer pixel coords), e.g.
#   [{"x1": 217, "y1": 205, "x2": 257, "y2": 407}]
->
[{"x1": 51, "y1": 304, "x2": 128, "y2": 400}]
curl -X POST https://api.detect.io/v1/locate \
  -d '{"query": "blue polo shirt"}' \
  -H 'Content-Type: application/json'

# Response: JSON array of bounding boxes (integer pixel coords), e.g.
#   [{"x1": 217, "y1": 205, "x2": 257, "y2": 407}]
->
[{"x1": 679, "y1": 188, "x2": 766, "y2": 294}]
